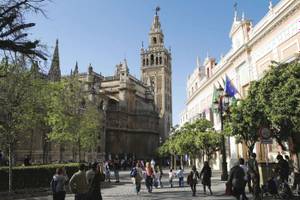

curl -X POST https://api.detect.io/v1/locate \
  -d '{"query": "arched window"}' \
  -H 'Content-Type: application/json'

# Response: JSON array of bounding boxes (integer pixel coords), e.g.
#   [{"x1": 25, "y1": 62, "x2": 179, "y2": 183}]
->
[
  {"x1": 143, "y1": 59, "x2": 145, "y2": 66},
  {"x1": 152, "y1": 37, "x2": 157, "y2": 44},
  {"x1": 146, "y1": 59, "x2": 149, "y2": 65},
  {"x1": 156, "y1": 57, "x2": 158, "y2": 65},
  {"x1": 159, "y1": 57, "x2": 162, "y2": 64},
  {"x1": 150, "y1": 54, "x2": 154, "y2": 65}
]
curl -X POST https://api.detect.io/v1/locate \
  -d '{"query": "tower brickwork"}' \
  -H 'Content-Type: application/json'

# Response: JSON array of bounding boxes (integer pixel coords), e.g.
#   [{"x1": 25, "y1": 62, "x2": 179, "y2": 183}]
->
[{"x1": 141, "y1": 9, "x2": 172, "y2": 140}]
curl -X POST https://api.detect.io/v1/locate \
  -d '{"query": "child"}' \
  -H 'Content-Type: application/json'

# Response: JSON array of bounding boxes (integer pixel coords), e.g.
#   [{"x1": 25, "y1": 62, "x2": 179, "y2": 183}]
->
[{"x1": 169, "y1": 169, "x2": 174, "y2": 188}]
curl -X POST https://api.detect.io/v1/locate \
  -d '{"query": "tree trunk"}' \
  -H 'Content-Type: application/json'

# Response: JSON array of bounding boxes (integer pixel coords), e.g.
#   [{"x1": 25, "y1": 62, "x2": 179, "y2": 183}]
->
[
  {"x1": 59, "y1": 144, "x2": 63, "y2": 163},
  {"x1": 180, "y1": 155, "x2": 183, "y2": 169},
  {"x1": 78, "y1": 141, "x2": 81, "y2": 162},
  {"x1": 8, "y1": 143, "x2": 13, "y2": 194}
]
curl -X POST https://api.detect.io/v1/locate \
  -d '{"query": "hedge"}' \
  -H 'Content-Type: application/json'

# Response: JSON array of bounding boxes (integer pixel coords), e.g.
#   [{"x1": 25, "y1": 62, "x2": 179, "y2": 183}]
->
[{"x1": 0, "y1": 163, "x2": 79, "y2": 191}]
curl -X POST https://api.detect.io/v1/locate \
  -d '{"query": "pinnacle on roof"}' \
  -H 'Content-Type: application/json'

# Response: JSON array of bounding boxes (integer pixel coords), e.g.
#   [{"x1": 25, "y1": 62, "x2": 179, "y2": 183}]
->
[
  {"x1": 74, "y1": 61, "x2": 79, "y2": 74},
  {"x1": 150, "y1": 7, "x2": 162, "y2": 33},
  {"x1": 48, "y1": 39, "x2": 61, "y2": 82}
]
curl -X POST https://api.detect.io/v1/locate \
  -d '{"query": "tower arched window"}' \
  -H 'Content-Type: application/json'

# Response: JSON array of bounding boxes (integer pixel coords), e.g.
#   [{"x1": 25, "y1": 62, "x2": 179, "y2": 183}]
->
[
  {"x1": 143, "y1": 59, "x2": 145, "y2": 66},
  {"x1": 150, "y1": 54, "x2": 154, "y2": 65},
  {"x1": 146, "y1": 59, "x2": 149, "y2": 65},
  {"x1": 156, "y1": 57, "x2": 158, "y2": 65},
  {"x1": 152, "y1": 37, "x2": 157, "y2": 44},
  {"x1": 159, "y1": 57, "x2": 162, "y2": 64}
]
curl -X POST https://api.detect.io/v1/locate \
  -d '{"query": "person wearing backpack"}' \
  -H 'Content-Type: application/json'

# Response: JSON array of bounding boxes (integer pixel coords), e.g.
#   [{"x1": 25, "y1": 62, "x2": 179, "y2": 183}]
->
[
  {"x1": 189, "y1": 165, "x2": 200, "y2": 196},
  {"x1": 51, "y1": 167, "x2": 68, "y2": 200},
  {"x1": 131, "y1": 163, "x2": 143, "y2": 195},
  {"x1": 228, "y1": 161, "x2": 246, "y2": 200}
]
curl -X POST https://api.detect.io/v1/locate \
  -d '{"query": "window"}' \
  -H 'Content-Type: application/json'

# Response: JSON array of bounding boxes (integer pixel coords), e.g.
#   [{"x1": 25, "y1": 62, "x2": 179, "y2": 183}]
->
[
  {"x1": 143, "y1": 59, "x2": 145, "y2": 66},
  {"x1": 159, "y1": 57, "x2": 162, "y2": 64},
  {"x1": 152, "y1": 37, "x2": 157, "y2": 44},
  {"x1": 156, "y1": 57, "x2": 158, "y2": 65},
  {"x1": 146, "y1": 58, "x2": 149, "y2": 65},
  {"x1": 150, "y1": 55, "x2": 154, "y2": 65}
]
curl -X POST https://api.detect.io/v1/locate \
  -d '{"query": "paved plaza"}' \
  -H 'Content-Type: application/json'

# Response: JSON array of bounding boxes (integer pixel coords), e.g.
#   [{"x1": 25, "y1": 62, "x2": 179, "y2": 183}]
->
[{"x1": 15, "y1": 170, "x2": 254, "y2": 200}]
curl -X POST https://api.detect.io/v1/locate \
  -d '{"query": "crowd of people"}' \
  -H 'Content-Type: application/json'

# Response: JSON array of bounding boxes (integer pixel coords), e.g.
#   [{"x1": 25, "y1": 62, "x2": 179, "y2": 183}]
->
[
  {"x1": 51, "y1": 162, "x2": 105, "y2": 200},
  {"x1": 45, "y1": 153, "x2": 300, "y2": 200},
  {"x1": 227, "y1": 153, "x2": 299, "y2": 200}
]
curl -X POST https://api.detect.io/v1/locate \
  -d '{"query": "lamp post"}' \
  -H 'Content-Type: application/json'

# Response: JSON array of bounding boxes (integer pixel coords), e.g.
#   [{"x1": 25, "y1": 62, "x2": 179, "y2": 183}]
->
[{"x1": 214, "y1": 85, "x2": 230, "y2": 181}]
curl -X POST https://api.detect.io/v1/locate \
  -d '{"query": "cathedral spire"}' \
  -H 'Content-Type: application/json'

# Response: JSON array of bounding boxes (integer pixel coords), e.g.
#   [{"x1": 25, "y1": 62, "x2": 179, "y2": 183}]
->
[
  {"x1": 233, "y1": 2, "x2": 238, "y2": 22},
  {"x1": 196, "y1": 56, "x2": 201, "y2": 68},
  {"x1": 48, "y1": 39, "x2": 61, "y2": 81},
  {"x1": 74, "y1": 61, "x2": 79, "y2": 75}
]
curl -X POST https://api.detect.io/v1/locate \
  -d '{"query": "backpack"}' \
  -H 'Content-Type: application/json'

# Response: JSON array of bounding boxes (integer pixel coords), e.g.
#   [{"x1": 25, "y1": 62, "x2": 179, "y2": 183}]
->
[
  {"x1": 187, "y1": 174, "x2": 192, "y2": 185},
  {"x1": 130, "y1": 167, "x2": 137, "y2": 177},
  {"x1": 232, "y1": 166, "x2": 245, "y2": 188},
  {"x1": 50, "y1": 178, "x2": 57, "y2": 193}
]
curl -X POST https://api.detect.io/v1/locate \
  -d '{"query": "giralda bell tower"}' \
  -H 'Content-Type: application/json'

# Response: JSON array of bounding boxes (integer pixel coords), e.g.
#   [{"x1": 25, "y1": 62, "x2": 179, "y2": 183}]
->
[{"x1": 140, "y1": 7, "x2": 172, "y2": 141}]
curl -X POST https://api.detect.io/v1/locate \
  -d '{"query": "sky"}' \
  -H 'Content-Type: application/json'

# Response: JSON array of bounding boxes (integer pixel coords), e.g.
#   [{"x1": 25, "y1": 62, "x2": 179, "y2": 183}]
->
[{"x1": 27, "y1": 0, "x2": 280, "y2": 125}]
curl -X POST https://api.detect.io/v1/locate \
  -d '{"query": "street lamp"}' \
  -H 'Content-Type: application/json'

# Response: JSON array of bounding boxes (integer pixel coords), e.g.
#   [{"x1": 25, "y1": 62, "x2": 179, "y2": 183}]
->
[{"x1": 213, "y1": 85, "x2": 230, "y2": 181}]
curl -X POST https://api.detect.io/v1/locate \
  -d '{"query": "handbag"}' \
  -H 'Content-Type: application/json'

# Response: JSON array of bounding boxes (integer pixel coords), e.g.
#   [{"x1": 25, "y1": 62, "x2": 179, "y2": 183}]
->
[{"x1": 225, "y1": 182, "x2": 232, "y2": 195}]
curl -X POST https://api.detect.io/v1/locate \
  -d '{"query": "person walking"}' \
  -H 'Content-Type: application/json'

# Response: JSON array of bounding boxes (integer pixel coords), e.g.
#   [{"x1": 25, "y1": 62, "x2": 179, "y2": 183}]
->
[
  {"x1": 247, "y1": 153, "x2": 260, "y2": 199},
  {"x1": 145, "y1": 162, "x2": 154, "y2": 193},
  {"x1": 176, "y1": 167, "x2": 184, "y2": 187},
  {"x1": 113, "y1": 158, "x2": 120, "y2": 183},
  {"x1": 153, "y1": 167, "x2": 161, "y2": 188},
  {"x1": 228, "y1": 161, "x2": 246, "y2": 200},
  {"x1": 131, "y1": 163, "x2": 143, "y2": 194},
  {"x1": 285, "y1": 155, "x2": 294, "y2": 183},
  {"x1": 188, "y1": 166, "x2": 200, "y2": 196},
  {"x1": 51, "y1": 167, "x2": 68, "y2": 200},
  {"x1": 86, "y1": 162, "x2": 105, "y2": 200},
  {"x1": 157, "y1": 165, "x2": 163, "y2": 188},
  {"x1": 104, "y1": 161, "x2": 111, "y2": 182},
  {"x1": 200, "y1": 161, "x2": 213, "y2": 195},
  {"x1": 239, "y1": 158, "x2": 249, "y2": 200},
  {"x1": 69, "y1": 163, "x2": 89, "y2": 200},
  {"x1": 275, "y1": 154, "x2": 290, "y2": 183},
  {"x1": 168, "y1": 169, "x2": 175, "y2": 188}
]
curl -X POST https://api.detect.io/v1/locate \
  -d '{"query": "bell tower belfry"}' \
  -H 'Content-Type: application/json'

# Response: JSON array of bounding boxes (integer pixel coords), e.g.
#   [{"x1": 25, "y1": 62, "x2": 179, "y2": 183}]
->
[{"x1": 141, "y1": 7, "x2": 172, "y2": 140}]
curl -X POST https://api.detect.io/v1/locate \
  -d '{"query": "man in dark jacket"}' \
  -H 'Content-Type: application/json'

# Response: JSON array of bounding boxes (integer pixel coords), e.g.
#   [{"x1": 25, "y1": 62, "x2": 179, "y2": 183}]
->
[
  {"x1": 276, "y1": 155, "x2": 289, "y2": 183},
  {"x1": 228, "y1": 161, "x2": 246, "y2": 200}
]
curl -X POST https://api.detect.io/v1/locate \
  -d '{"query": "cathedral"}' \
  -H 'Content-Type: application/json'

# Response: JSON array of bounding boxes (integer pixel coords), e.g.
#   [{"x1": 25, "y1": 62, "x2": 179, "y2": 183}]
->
[{"x1": 14, "y1": 9, "x2": 172, "y2": 163}]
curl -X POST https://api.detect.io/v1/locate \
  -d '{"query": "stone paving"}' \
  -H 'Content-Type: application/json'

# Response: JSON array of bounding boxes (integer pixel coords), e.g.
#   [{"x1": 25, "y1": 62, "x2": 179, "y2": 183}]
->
[
  {"x1": 15, "y1": 170, "x2": 250, "y2": 200},
  {"x1": 16, "y1": 169, "x2": 300, "y2": 200}
]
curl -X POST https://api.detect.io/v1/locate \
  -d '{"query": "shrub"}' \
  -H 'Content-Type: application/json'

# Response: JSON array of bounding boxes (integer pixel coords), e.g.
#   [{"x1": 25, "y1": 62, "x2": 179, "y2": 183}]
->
[{"x1": 0, "y1": 163, "x2": 79, "y2": 191}]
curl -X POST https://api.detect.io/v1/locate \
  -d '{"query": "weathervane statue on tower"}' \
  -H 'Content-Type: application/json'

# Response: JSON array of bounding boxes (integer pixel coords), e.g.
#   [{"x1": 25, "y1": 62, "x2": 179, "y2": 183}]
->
[{"x1": 155, "y1": 6, "x2": 160, "y2": 16}]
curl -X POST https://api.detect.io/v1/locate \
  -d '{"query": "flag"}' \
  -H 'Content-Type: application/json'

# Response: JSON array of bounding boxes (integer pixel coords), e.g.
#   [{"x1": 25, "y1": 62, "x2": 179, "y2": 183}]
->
[
  {"x1": 225, "y1": 75, "x2": 238, "y2": 97},
  {"x1": 212, "y1": 85, "x2": 220, "y2": 113}
]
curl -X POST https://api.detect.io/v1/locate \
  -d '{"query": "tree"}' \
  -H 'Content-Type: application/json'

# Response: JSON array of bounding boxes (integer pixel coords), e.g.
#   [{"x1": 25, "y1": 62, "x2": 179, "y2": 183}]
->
[
  {"x1": 197, "y1": 130, "x2": 222, "y2": 161},
  {"x1": 0, "y1": 0, "x2": 48, "y2": 60},
  {"x1": 47, "y1": 75, "x2": 102, "y2": 162},
  {"x1": 225, "y1": 61, "x2": 300, "y2": 167},
  {"x1": 79, "y1": 102, "x2": 102, "y2": 156},
  {"x1": 257, "y1": 62, "x2": 300, "y2": 148},
  {"x1": 224, "y1": 81, "x2": 269, "y2": 155},
  {"x1": 0, "y1": 61, "x2": 37, "y2": 193},
  {"x1": 158, "y1": 118, "x2": 222, "y2": 166}
]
